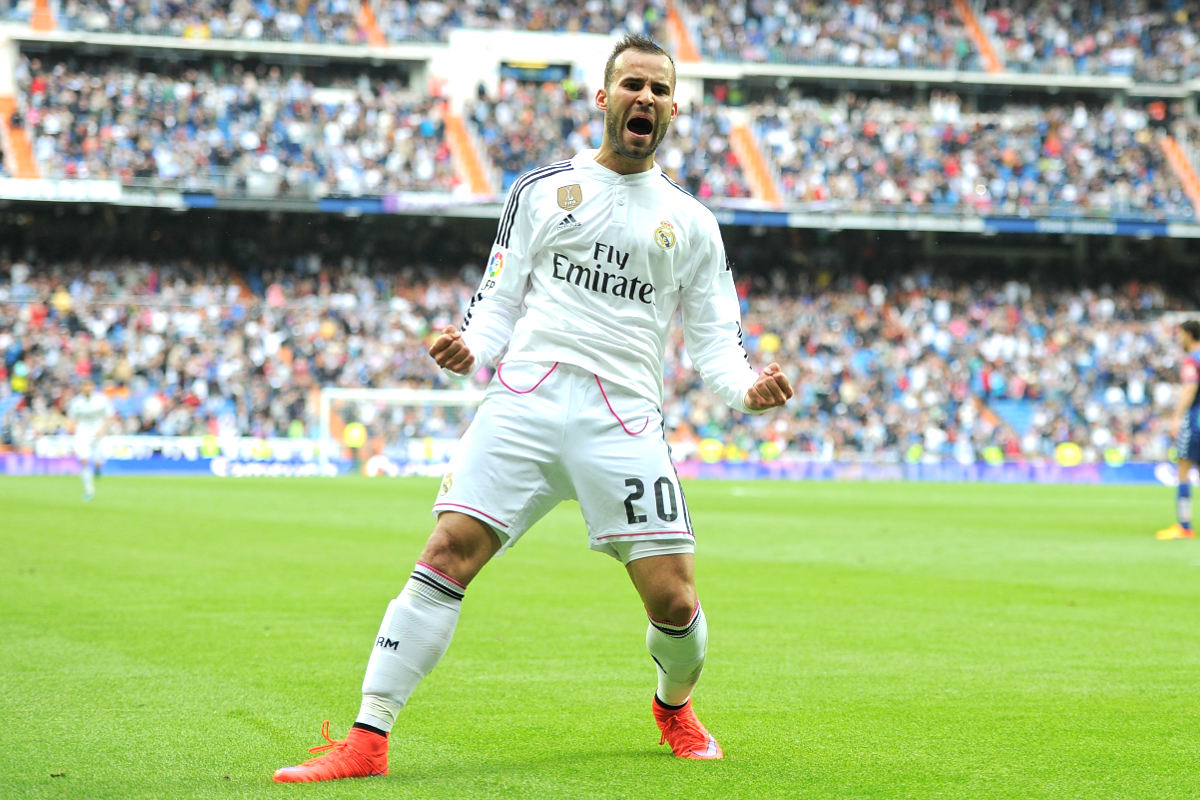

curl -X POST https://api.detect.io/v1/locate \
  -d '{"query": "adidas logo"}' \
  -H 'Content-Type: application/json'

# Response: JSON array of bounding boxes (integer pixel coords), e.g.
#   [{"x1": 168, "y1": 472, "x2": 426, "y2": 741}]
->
[{"x1": 555, "y1": 213, "x2": 581, "y2": 231}]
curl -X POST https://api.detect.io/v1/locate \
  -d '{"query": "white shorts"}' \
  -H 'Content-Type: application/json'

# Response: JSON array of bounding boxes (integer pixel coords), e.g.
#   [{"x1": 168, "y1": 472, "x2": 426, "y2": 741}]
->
[
  {"x1": 433, "y1": 361, "x2": 695, "y2": 563},
  {"x1": 73, "y1": 435, "x2": 102, "y2": 462}
]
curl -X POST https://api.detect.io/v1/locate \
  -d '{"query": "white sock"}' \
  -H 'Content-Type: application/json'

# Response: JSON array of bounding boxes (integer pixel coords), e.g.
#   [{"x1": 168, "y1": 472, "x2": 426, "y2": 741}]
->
[
  {"x1": 81, "y1": 464, "x2": 95, "y2": 495},
  {"x1": 646, "y1": 603, "x2": 707, "y2": 707},
  {"x1": 357, "y1": 563, "x2": 464, "y2": 732}
]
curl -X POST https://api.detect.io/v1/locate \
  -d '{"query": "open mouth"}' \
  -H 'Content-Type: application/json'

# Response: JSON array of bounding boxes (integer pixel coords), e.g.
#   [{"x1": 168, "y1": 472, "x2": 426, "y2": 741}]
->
[{"x1": 627, "y1": 117, "x2": 653, "y2": 136}]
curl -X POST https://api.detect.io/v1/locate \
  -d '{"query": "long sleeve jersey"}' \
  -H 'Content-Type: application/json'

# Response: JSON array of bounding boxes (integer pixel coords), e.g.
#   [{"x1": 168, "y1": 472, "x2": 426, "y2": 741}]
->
[
  {"x1": 459, "y1": 149, "x2": 759, "y2": 413},
  {"x1": 67, "y1": 391, "x2": 115, "y2": 437}
]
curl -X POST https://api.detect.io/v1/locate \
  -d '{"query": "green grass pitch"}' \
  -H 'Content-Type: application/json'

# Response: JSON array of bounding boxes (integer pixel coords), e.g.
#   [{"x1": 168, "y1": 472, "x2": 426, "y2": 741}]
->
[{"x1": 2, "y1": 476, "x2": 1199, "y2": 799}]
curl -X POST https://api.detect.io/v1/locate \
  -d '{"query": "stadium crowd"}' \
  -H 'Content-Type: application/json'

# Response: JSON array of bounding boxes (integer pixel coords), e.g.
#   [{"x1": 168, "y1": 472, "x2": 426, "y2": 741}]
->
[
  {"x1": 15, "y1": 57, "x2": 460, "y2": 196},
  {"x1": 30, "y1": 0, "x2": 1200, "y2": 83},
  {"x1": 677, "y1": 0, "x2": 979, "y2": 71},
  {"x1": 752, "y1": 90, "x2": 1197, "y2": 219},
  {"x1": 12, "y1": 55, "x2": 760, "y2": 200},
  {"x1": 676, "y1": 0, "x2": 1200, "y2": 81},
  {"x1": 466, "y1": 77, "x2": 752, "y2": 197},
  {"x1": 45, "y1": 0, "x2": 668, "y2": 43},
  {"x1": 2, "y1": 0, "x2": 1197, "y2": 472},
  {"x1": 0, "y1": 253, "x2": 1188, "y2": 466},
  {"x1": 13, "y1": 54, "x2": 1196, "y2": 218},
  {"x1": 52, "y1": 0, "x2": 370, "y2": 43},
  {"x1": 981, "y1": 0, "x2": 1200, "y2": 82},
  {"x1": 374, "y1": 0, "x2": 668, "y2": 42}
]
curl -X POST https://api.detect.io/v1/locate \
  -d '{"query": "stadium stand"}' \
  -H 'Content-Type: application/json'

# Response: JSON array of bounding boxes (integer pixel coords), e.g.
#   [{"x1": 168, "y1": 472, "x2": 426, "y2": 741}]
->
[
  {"x1": 672, "y1": 0, "x2": 1200, "y2": 82},
  {"x1": 11, "y1": 54, "x2": 1197, "y2": 215},
  {"x1": 5, "y1": 0, "x2": 1200, "y2": 84},
  {"x1": 466, "y1": 77, "x2": 602, "y2": 191},
  {"x1": 39, "y1": 0, "x2": 671, "y2": 43},
  {"x1": 16, "y1": 56, "x2": 459, "y2": 195},
  {"x1": 750, "y1": 89, "x2": 1196, "y2": 219},
  {"x1": 465, "y1": 77, "x2": 753, "y2": 197},
  {"x1": 981, "y1": 0, "x2": 1200, "y2": 82},
  {"x1": 675, "y1": 0, "x2": 981, "y2": 70},
  {"x1": 0, "y1": 240, "x2": 1189, "y2": 466},
  {"x1": 376, "y1": 0, "x2": 670, "y2": 43},
  {"x1": 1, "y1": 1, "x2": 1200, "y2": 476},
  {"x1": 54, "y1": 0, "x2": 373, "y2": 44}
]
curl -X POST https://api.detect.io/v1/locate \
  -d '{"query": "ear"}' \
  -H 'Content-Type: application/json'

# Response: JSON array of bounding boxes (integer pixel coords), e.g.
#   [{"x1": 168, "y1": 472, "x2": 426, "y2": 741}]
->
[
  {"x1": 669, "y1": 101, "x2": 678, "y2": 122},
  {"x1": 595, "y1": 87, "x2": 608, "y2": 112}
]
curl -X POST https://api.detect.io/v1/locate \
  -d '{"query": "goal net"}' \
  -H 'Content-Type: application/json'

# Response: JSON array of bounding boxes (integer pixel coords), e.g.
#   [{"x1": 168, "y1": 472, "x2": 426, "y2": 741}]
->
[{"x1": 317, "y1": 387, "x2": 485, "y2": 476}]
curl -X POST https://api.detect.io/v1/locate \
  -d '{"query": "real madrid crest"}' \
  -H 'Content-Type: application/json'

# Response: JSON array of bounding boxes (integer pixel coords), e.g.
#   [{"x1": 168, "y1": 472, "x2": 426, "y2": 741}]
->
[
  {"x1": 654, "y1": 220, "x2": 676, "y2": 250},
  {"x1": 439, "y1": 472, "x2": 453, "y2": 496},
  {"x1": 557, "y1": 184, "x2": 582, "y2": 210}
]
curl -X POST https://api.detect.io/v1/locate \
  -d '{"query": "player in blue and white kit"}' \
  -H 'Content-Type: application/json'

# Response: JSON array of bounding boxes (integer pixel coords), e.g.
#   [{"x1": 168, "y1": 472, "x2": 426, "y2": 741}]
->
[
  {"x1": 66, "y1": 379, "x2": 116, "y2": 502},
  {"x1": 274, "y1": 34, "x2": 793, "y2": 782},
  {"x1": 1157, "y1": 320, "x2": 1200, "y2": 539}
]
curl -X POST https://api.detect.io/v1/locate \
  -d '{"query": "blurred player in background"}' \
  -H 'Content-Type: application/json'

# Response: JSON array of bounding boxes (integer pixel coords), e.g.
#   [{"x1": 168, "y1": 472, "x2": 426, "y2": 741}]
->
[
  {"x1": 273, "y1": 33, "x2": 793, "y2": 783},
  {"x1": 67, "y1": 378, "x2": 115, "y2": 502},
  {"x1": 1157, "y1": 319, "x2": 1200, "y2": 540}
]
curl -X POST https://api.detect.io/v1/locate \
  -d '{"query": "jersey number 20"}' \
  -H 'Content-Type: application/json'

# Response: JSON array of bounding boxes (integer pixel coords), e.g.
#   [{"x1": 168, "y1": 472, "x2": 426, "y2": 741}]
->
[{"x1": 623, "y1": 477, "x2": 679, "y2": 524}]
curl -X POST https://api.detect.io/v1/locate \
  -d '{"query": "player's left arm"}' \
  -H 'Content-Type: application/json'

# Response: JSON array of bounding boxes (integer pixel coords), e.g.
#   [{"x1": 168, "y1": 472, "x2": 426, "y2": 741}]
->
[{"x1": 680, "y1": 218, "x2": 792, "y2": 414}]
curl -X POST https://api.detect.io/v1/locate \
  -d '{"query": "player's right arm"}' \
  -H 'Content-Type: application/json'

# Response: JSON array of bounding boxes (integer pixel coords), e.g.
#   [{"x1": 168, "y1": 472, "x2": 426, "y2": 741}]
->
[
  {"x1": 435, "y1": 175, "x2": 543, "y2": 375},
  {"x1": 99, "y1": 397, "x2": 117, "y2": 438},
  {"x1": 65, "y1": 397, "x2": 79, "y2": 433},
  {"x1": 1170, "y1": 358, "x2": 1199, "y2": 438}
]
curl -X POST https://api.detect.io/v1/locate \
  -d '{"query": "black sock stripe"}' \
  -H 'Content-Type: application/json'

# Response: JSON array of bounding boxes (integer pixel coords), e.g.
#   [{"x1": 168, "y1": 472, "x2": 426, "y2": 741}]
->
[
  {"x1": 410, "y1": 571, "x2": 464, "y2": 601},
  {"x1": 654, "y1": 694, "x2": 688, "y2": 711},
  {"x1": 650, "y1": 612, "x2": 701, "y2": 638},
  {"x1": 351, "y1": 721, "x2": 388, "y2": 737}
]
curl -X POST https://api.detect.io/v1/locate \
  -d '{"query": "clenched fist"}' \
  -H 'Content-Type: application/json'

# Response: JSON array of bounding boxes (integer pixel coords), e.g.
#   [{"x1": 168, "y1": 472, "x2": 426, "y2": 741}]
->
[
  {"x1": 428, "y1": 326, "x2": 476, "y2": 374},
  {"x1": 744, "y1": 363, "x2": 793, "y2": 411}
]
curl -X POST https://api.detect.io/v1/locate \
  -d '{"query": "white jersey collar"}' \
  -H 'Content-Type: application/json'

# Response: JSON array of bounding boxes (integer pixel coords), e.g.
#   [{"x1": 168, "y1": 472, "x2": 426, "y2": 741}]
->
[{"x1": 573, "y1": 149, "x2": 662, "y2": 185}]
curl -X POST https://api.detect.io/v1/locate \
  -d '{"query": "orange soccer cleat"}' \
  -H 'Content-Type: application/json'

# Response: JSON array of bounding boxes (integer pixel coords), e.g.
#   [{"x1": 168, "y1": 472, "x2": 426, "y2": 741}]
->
[
  {"x1": 652, "y1": 697, "x2": 724, "y2": 760},
  {"x1": 1155, "y1": 524, "x2": 1196, "y2": 541},
  {"x1": 272, "y1": 721, "x2": 388, "y2": 783}
]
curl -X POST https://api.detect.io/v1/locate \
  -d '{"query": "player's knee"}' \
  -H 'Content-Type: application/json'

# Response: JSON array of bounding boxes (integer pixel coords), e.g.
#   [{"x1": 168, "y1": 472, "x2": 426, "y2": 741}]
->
[
  {"x1": 647, "y1": 588, "x2": 698, "y2": 628},
  {"x1": 420, "y1": 513, "x2": 500, "y2": 585}
]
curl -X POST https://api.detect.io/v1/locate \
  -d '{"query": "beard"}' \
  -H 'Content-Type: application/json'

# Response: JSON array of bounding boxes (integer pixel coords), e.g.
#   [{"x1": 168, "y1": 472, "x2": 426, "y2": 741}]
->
[{"x1": 605, "y1": 110, "x2": 669, "y2": 161}]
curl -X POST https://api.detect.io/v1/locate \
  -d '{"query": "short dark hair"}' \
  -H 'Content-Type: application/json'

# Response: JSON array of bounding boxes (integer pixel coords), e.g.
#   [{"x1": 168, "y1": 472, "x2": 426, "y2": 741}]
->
[
  {"x1": 603, "y1": 33, "x2": 675, "y2": 91},
  {"x1": 1182, "y1": 319, "x2": 1200, "y2": 341}
]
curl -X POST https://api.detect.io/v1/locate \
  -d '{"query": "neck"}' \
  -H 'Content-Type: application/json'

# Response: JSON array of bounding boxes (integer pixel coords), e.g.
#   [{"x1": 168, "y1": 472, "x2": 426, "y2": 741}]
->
[{"x1": 593, "y1": 145, "x2": 653, "y2": 175}]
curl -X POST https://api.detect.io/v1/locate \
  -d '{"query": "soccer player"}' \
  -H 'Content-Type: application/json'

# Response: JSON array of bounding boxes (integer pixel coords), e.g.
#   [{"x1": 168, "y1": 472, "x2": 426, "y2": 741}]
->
[
  {"x1": 66, "y1": 378, "x2": 116, "y2": 502},
  {"x1": 273, "y1": 34, "x2": 793, "y2": 782},
  {"x1": 1156, "y1": 319, "x2": 1200, "y2": 540}
]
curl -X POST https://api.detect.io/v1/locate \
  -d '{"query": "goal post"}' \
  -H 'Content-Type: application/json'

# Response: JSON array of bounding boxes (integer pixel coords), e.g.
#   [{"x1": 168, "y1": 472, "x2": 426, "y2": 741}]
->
[{"x1": 317, "y1": 386, "x2": 486, "y2": 476}]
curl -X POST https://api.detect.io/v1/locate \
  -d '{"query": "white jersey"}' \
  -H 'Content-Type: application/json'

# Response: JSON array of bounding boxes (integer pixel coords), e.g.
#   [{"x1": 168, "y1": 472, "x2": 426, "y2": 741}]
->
[
  {"x1": 460, "y1": 149, "x2": 759, "y2": 413},
  {"x1": 68, "y1": 391, "x2": 115, "y2": 439}
]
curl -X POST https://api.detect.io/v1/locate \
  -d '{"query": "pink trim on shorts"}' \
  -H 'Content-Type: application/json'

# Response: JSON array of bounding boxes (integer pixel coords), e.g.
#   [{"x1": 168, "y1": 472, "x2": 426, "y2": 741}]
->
[
  {"x1": 434, "y1": 502, "x2": 511, "y2": 530},
  {"x1": 594, "y1": 530, "x2": 694, "y2": 541},
  {"x1": 594, "y1": 377, "x2": 650, "y2": 436},
  {"x1": 497, "y1": 361, "x2": 559, "y2": 394},
  {"x1": 416, "y1": 560, "x2": 467, "y2": 589}
]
